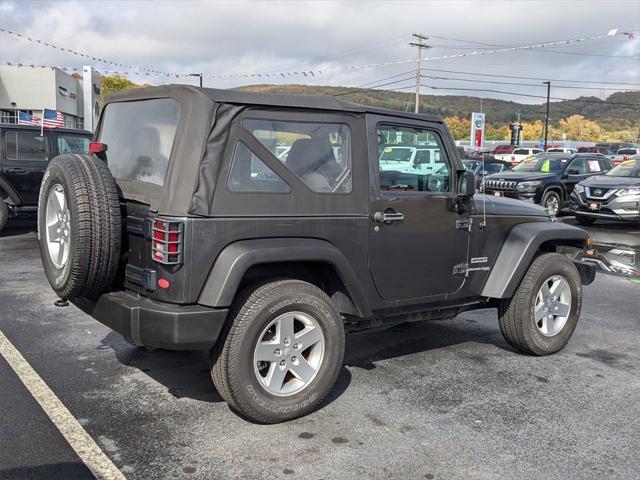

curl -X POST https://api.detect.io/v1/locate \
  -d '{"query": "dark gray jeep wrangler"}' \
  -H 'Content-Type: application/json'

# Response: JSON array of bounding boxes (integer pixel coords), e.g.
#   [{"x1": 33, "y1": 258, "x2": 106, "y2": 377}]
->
[{"x1": 37, "y1": 85, "x2": 595, "y2": 423}]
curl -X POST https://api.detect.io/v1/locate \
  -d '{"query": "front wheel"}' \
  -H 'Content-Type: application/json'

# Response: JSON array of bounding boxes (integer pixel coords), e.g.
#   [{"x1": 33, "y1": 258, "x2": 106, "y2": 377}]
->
[
  {"x1": 0, "y1": 200, "x2": 8, "y2": 234},
  {"x1": 541, "y1": 190, "x2": 561, "y2": 216},
  {"x1": 211, "y1": 279, "x2": 345, "y2": 423},
  {"x1": 498, "y1": 253, "x2": 582, "y2": 356}
]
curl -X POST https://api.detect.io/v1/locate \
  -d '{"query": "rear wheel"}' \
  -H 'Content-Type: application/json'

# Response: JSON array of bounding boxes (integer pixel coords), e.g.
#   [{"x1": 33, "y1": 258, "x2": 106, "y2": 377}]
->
[
  {"x1": 0, "y1": 200, "x2": 8, "y2": 234},
  {"x1": 498, "y1": 253, "x2": 582, "y2": 356},
  {"x1": 38, "y1": 154, "x2": 121, "y2": 300},
  {"x1": 211, "y1": 279, "x2": 345, "y2": 423},
  {"x1": 575, "y1": 215, "x2": 595, "y2": 226},
  {"x1": 541, "y1": 190, "x2": 561, "y2": 216}
]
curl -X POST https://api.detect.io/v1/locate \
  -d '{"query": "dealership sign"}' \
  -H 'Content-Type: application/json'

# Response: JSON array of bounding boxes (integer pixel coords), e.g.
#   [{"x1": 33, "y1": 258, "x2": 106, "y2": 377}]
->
[{"x1": 470, "y1": 112, "x2": 485, "y2": 149}]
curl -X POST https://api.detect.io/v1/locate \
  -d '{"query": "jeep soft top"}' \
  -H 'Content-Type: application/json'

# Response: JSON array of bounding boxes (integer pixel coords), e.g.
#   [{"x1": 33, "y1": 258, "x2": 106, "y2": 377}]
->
[{"x1": 37, "y1": 85, "x2": 595, "y2": 423}]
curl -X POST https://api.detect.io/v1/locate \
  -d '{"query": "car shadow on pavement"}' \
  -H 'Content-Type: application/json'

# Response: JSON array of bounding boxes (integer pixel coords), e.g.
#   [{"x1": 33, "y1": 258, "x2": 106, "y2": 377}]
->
[
  {"x1": 0, "y1": 462, "x2": 92, "y2": 480},
  {"x1": 100, "y1": 331, "x2": 353, "y2": 408},
  {"x1": 344, "y1": 312, "x2": 510, "y2": 370}
]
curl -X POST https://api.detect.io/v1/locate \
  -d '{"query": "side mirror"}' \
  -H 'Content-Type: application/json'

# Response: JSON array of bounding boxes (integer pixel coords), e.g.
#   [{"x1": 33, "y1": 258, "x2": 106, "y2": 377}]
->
[
  {"x1": 566, "y1": 168, "x2": 581, "y2": 175},
  {"x1": 457, "y1": 170, "x2": 476, "y2": 198}
]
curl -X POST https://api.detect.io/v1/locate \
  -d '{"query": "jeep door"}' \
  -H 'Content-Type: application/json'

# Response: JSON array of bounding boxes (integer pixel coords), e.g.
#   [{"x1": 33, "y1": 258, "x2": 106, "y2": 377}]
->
[
  {"x1": 368, "y1": 117, "x2": 470, "y2": 300},
  {"x1": 1, "y1": 128, "x2": 49, "y2": 204}
]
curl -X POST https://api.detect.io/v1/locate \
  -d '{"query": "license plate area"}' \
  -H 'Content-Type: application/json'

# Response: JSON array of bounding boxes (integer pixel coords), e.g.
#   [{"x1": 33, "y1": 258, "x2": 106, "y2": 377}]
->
[
  {"x1": 588, "y1": 202, "x2": 601, "y2": 211},
  {"x1": 494, "y1": 191, "x2": 503, "y2": 197}
]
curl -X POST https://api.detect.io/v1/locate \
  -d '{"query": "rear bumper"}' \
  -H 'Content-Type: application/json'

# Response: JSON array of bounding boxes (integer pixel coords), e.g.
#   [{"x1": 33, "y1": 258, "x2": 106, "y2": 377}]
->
[{"x1": 75, "y1": 291, "x2": 228, "y2": 350}]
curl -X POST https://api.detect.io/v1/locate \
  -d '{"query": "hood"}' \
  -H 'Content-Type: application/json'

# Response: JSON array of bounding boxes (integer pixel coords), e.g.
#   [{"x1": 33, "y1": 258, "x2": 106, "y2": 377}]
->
[
  {"x1": 486, "y1": 170, "x2": 557, "y2": 182},
  {"x1": 474, "y1": 194, "x2": 549, "y2": 217},
  {"x1": 580, "y1": 175, "x2": 640, "y2": 188}
]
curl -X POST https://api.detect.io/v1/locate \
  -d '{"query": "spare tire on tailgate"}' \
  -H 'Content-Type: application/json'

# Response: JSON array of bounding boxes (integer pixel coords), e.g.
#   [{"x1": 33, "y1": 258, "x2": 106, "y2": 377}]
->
[{"x1": 38, "y1": 154, "x2": 121, "y2": 300}]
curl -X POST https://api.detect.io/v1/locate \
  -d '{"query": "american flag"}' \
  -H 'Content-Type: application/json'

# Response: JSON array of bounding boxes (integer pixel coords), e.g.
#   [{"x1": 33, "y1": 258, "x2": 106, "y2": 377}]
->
[
  {"x1": 17, "y1": 111, "x2": 41, "y2": 126},
  {"x1": 42, "y1": 108, "x2": 65, "y2": 129}
]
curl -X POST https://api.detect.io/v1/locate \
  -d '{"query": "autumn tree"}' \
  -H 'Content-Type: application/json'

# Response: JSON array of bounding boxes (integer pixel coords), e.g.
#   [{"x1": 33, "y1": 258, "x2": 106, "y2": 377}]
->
[
  {"x1": 443, "y1": 116, "x2": 471, "y2": 140},
  {"x1": 100, "y1": 75, "x2": 140, "y2": 104},
  {"x1": 558, "y1": 115, "x2": 602, "y2": 142}
]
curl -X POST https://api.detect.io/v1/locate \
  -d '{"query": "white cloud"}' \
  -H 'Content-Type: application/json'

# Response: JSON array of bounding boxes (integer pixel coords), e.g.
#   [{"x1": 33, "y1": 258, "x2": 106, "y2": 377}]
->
[{"x1": 0, "y1": 0, "x2": 638, "y2": 103}]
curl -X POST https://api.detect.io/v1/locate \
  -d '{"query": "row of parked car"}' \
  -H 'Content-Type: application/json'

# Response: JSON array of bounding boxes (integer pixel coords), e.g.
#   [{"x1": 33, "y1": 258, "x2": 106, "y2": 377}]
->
[
  {"x1": 490, "y1": 143, "x2": 639, "y2": 167},
  {"x1": 460, "y1": 146, "x2": 640, "y2": 225}
]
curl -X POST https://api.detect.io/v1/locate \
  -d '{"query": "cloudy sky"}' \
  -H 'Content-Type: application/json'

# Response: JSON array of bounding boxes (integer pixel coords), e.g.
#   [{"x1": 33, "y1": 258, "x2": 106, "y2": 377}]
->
[{"x1": 1, "y1": 0, "x2": 639, "y2": 104}]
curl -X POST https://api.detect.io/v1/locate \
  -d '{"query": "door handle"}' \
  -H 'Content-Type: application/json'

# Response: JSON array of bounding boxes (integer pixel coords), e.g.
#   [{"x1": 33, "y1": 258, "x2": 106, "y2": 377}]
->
[
  {"x1": 7, "y1": 168, "x2": 27, "y2": 175},
  {"x1": 373, "y1": 211, "x2": 405, "y2": 223}
]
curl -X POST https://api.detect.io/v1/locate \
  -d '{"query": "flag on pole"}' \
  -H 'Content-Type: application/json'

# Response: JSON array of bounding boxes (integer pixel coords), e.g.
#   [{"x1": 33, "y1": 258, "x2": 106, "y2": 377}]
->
[
  {"x1": 41, "y1": 108, "x2": 65, "y2": 129},
  {"x1": 17, "y1": 111, "x2": 41, "y2": 125}
]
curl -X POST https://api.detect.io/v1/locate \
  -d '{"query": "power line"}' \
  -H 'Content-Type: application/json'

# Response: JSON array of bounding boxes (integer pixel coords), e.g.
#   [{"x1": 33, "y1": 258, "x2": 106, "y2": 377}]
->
[
  {"x1": 420, "y1": 66, "x2": 640, "y2": 86},
  {"x1": 419, "y1": 74, "x2": 640, "y2": 91}
]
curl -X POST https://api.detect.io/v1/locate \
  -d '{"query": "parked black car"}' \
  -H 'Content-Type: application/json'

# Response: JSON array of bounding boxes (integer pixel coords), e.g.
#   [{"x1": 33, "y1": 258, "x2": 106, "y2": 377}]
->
[
  {"x1": 570, "y1": 158, "x2": 640, "y2": 225},
  {"x1": 483, "y1": 153, "x2": 613, "y2": 216},
  {"x1": 462, "y1": 158, "x2": 512, "y2": 190},
  {"x1": 36, "y1": 85, "x2": 595, "y2": 423},
  {"x1": 0, "y1": 124, "x2": 91, "y2": 232}
]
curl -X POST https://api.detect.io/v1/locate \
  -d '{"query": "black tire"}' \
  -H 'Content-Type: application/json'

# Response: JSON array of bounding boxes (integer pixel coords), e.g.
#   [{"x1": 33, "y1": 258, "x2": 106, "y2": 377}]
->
[
  {"x1": 541, "y1": 190, "x2": 561, "y2": 216},
  {"x1": 498, "y1": 253, "x2": 582, "y2": 356},
  {"x1": 575, "y1": 215, "x2": 596, "y2": 226},
  {"x1": 0, "y1": 200, "x2": 8, "y2": 234},
  {"x1": 211, "y1": 279, "x2": 345, "y2": 423},
  {"x1": 38, "y1": 154, "x2": 121, "y2": 300}
]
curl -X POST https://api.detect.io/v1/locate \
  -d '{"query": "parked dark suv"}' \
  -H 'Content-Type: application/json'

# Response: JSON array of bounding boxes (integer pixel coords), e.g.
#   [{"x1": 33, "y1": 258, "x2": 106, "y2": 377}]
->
[
  {"x1": 0, "y1": 124, "x2": 91, "y2": 232},
  {"x1": 483, "y1": 153, "x2": 613, "y2": 216},
  {"x1": 37, "y1": 85, "x2": 595, "y2": 423}
]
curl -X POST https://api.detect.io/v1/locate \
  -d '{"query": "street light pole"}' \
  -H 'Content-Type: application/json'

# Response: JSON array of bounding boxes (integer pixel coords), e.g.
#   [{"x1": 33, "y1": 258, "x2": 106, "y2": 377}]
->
[
  {"x1": 543, "y1": 81, "x2": 551, "y2": 151},
  {"x1": 189, "y1": 73, "x2": 203, "y2": 87}
]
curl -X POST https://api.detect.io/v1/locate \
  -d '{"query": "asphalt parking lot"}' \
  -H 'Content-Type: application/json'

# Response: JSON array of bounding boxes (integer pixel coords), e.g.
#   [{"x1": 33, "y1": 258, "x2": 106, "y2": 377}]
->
[{"x1": 1, "y1": 220, "x2": 639, "y2": 480}]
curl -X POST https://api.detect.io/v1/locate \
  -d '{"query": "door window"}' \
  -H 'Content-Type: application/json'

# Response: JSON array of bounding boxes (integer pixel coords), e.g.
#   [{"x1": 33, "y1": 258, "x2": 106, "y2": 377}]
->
[
  {"x1": 567, "y1": 158, "x2": 587, "y2": 174},
  {"x1": 5, "y1": 131, "x2": 47, "y2": 161},
  {"x1": 587, "y1": 158, "x2": 602, "y2": 173},
  {"x1": 244, "y1": 119, "x2": 351, "y2": 193},
  {"x1": 227, "y1": 141, "x2": 290, "y2": 193},
  {"x1": 57, "y1": 135, "x2": 90, "y2": 154},
  {"x1": 377, "y1": 125, "x2": 451, "y2": 192}
]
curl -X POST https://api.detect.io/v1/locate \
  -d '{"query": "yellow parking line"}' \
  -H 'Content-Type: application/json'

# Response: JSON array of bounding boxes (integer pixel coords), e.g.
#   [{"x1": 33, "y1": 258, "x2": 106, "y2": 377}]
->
[{"x1": 0, "y1": 329, "x2": 126, "y2": 480}]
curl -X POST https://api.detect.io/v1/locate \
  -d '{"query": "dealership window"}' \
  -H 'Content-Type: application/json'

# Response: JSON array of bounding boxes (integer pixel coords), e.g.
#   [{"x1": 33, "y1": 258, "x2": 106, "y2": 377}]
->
[
  {"x1": 5, "y1": 131, "x2": 47, "y2": 161},
  {"x1": 243, "y1": 119, "x2": 352, "y2": 193},
  {"x1": 227, "y1": 141, "x2": 290, "y2": 193},
  {"x1": 377, "y1": 125, "x2": 451, "y2": 192}
]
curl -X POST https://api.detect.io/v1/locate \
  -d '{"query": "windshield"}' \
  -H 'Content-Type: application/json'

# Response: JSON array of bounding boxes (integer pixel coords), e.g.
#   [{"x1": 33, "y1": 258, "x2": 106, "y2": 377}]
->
[
  {"x1": 513, "y1": 156, "x2": 568, "y2": 173},
  {"x1": 607, "y1": 159, "x2": 640, "y2": 177},
  {"x1": 380, "y1": 147, "x2": 414, "y2": 162},
  {"x1": 463, "y1": 160, "x2": 480, "y2": 171}
]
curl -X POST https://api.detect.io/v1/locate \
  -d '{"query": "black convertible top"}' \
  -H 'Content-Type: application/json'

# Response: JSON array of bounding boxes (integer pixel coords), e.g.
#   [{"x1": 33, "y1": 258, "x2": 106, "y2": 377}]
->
[{"x1": 106, "y1": 84, "x2": 443, "y2": 124}]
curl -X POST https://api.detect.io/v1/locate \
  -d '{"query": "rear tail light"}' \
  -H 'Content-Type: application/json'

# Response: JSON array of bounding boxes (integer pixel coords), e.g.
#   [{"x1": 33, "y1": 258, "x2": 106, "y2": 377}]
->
[
  {"x1": 151, "y1": 218, "x2": 183, "y2": 265},
  {"x1": 88, "y1": 142, "x2": 108, "y2": 154}
]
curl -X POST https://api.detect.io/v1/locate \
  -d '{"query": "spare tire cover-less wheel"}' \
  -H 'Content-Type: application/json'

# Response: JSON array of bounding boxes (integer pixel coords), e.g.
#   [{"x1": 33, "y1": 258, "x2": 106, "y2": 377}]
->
[{"x1": 38, "y1": 154, "x2": 121, "y2": 300}]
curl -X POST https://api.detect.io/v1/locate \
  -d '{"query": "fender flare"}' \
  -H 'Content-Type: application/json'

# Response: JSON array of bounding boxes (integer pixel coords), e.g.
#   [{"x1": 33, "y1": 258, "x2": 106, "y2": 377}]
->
[
  {"x1": 197, "y1": 238, "x2": 372, "y2": 317},
  {"x1": 481, "y1": 221, "x2": 589, "y2": 299}
]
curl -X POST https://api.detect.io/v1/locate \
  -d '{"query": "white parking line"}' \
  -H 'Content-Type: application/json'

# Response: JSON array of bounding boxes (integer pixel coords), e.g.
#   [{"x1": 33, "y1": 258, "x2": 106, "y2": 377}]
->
[{"x1": 0, "y1": 329, "x2": 126, "y2": 480}]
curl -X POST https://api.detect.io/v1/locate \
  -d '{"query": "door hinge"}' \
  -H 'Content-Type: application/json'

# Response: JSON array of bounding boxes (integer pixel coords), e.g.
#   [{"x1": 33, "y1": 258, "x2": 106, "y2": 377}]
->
[
  {"x1": 453, "y1": 262, "x2": 491, "y2": 277},
  {"x1": 456, "y1": 218, "x2": 472, "y2": 231}
]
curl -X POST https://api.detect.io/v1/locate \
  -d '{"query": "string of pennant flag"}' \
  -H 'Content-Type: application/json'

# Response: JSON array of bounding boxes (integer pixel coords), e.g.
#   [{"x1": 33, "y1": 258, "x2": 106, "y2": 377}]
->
[{"x1": 0, "y1": 26, "x2": 635, "y2": 79}]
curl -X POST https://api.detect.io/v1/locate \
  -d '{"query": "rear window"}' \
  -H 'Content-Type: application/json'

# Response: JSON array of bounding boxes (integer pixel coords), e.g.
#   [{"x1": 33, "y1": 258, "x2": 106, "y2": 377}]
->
[
  {"x1": 98, "y1": 98, "x2": 180, "y2": 186},
  {"x1": 56, "y1": 135, "x2": 90, "y2": 155},
  {"x1": 617, "y1": 149, "x2": 637, "y2": 155}
]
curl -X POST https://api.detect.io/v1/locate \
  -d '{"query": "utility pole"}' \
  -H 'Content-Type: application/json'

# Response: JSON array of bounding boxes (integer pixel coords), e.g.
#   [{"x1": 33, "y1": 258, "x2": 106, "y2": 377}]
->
[
  {"x1": 410, "y1": 33, "x2": 430, "y2": 114},
  {"x1": 543, "y1": 81, "x2": 551, "y2": 150}
]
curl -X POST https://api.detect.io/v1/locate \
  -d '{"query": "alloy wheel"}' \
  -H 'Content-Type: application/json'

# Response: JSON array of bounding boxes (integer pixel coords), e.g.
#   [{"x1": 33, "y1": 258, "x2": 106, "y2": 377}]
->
[
  {"x1": 533, "y1": 275, "x2": 572, "y2": 336},
  {"x1": 45, "y1": 184, "x2": 71, "y2": 269}
]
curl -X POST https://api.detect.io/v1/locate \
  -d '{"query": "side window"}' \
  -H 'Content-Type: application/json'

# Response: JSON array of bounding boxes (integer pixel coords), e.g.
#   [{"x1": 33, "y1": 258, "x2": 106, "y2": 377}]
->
[
  {"x1": 5, "y1": 131, "x2": 47, "y2": 161},
  {"x1": 227, "y1": 141, "x2": 290, "y2": 193},
  {"x1": 514, "y1": 148, "x2": 527, "y2": 155},
  {"x1": 567, "y1": 158, "x2": 587, "y2": 174},
  {"x1": 57, "y1": 135, "x2": 89, "y2": 154},
  {"x1": 244, "y1": 119, "x2": 351, "y2": 193},
  {"x1": 377, "y1": 125, "x2": 451, "y2": 192}
]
